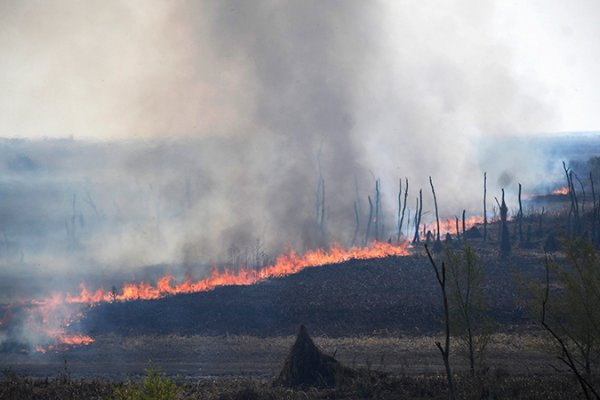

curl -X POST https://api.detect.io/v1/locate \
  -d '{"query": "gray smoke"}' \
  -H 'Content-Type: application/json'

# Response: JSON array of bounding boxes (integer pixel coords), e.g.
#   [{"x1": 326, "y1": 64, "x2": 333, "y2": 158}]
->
[{"x1": 0, "y1": 1, "x2": 582, "y2": 302}]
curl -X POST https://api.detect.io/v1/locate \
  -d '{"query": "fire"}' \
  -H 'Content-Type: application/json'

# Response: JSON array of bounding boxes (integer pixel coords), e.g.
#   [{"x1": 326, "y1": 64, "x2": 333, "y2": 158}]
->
[
  {"x1": 24, "y1": 241, "x2": 409, "y2": 352},
  {"x1": 35, "y1": 335, "x2": 94, "y2": 353},
  {"x1": 65, "y1": 241, "x2": 410, "y2": 303},
  {"x1": 58, "y1": 334, "x2": 95, "y2": 346},
  {"x1": 552, "y1": 186, "x2": 569, "y2": 196},
  {"x1": 426, "y1": 216, "x2": 485, "y2": 237}
]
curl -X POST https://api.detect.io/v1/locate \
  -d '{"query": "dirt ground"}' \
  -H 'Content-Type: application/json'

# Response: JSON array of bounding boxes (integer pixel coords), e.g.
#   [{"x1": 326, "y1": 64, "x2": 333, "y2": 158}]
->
[{"x1": 1, "y1": 330, "x2": 555, "y2": 380}]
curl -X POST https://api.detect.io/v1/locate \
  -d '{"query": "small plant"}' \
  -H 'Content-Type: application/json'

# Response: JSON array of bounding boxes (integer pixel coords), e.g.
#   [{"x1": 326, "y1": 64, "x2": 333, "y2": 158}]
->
[{"x1": 114, "y1": 368, "x2": 181, "y2": 400}]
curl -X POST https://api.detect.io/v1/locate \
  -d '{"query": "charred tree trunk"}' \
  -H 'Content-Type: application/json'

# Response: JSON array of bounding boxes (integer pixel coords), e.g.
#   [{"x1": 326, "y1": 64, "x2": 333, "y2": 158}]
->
[
  {"x1": 564, "y1": 162, "x2": 581, "y2": 235},
  {"x1": 500, "y1": 189, "x2": 511, "y2": 258},
  {"x1": 430, "y1": 177, "x2": 442, "y2": 253},
  {"x1": 412, "y1": 190, "x2": 423, "y2": 244},
  {"x1": 398, "y1": 178, "x2": 409, "y2": 243},
  {"x1": 518, "y1": 183, "x2": 523, "y2": 244},
  {"x1": 364, "y1": 196, "x2": 374, "y2": 246},
  {"x1": 455, "y1": 217, "x2": 460, "y2": 241},
  {"x1": 352, "y1": 200, "x2": 360, "y2": 247},
  {"x1": 483, "y1": 172, "x2": 488, "y2": 241},
  {"x1": 397, "y1": 178, "x2": 402, "y2": 242},
  {"x1": 374, "y1": 179, "x2": 381, "y2": 242},
  {"x1": 398, "y1": 178, "x2": 410, "y2": 242}
]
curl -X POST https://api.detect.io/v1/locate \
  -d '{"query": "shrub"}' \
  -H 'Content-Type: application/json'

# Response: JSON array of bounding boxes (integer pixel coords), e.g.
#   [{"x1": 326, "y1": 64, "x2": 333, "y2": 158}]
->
[{"x1": 114, "y1": 368, "x2": 181, "y2": 400}]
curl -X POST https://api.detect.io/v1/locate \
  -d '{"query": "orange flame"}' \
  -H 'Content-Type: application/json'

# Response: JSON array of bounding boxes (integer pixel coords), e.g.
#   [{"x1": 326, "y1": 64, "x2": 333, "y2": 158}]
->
[
  {"x1": 26, "y1": 242, "x2": 409, "y2": 352},
  {"x1": 35, "y1": 334, "x2": 94, "y2": 353},
  {"x1": 552, "y1": 186, "x2": 569, "y2": 196},
  {"x1": 65, "y1": 241, "x2": 410, "y2": 304},
  {"x1": 426, "y1": 216, "x2": 485, "y2": 237}
]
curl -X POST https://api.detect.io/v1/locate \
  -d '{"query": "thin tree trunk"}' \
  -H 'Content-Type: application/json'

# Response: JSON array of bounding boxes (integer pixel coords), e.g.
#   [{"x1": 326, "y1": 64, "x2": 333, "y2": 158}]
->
[
  {"x1": 518, "y1": 183, "x2": 523, "y2": 243},
  {"x1": 455, "y1": 216, "x2": 460, "y2": 241},
  {"x1": 412, "y1": 190, "x2": 423, "y2": 244},
  {"x1": 425, "y1": 245, "x2": 456, "y2": 400},
  {"x1": 430, "y1": 177, "x2": 441, "y2": 252},
  {"x1": 364, "y1": 196, "x2": 373, "y2": 246},
  {"x1": 352, "y1": 200, "x2": 360, "y2": 247},
  {"x1": 483, "y1": 172, "x2": 488, "y2": 241},
  {"x1": 500, "y1": 189, "x2": 511, "y2": 257},
  {"x1": 397, "y1": 178, "x2": 402, "y2": 243},
  {"x1": 375, "y1": 179, "x2": 381, "y2": 242},
  {"x1": 398, "y1": 178, "x2": 409, "y2": 243}
]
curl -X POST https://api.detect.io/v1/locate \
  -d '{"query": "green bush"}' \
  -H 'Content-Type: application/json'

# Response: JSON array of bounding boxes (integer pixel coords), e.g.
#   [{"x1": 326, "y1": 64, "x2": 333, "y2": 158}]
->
[{"x1": 114, "y1": 368, "x2": 181, "y2": 400}]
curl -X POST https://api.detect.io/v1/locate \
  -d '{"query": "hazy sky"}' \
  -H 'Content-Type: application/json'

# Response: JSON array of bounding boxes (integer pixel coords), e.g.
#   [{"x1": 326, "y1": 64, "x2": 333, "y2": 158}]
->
[{"x1": 0, "y1": 0, "x2": 598, "y2": 140}]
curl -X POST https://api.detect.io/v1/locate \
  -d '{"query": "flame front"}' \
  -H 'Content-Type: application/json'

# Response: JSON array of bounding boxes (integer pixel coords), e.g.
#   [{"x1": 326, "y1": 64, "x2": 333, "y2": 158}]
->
[
  {"x1": 25, "y1": 242, "x2": 409, "y2": 352},
  {"x1": 66, "y1": 241, "x2": 410, "y2": 303},
  {"x1": 552, "y1": 186, "x2": 569, "y2": 196}
]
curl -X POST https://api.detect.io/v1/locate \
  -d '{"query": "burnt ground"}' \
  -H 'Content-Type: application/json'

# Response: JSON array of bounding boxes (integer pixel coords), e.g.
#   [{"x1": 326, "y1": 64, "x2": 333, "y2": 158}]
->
[
  {"x1": 1, "y1": 222, "x2": 593, "y2": 398},
  {"x1": 1, "y1": 237, "x2": 559, "y2": 380},
  {"x1": 75, "y1": 244, "x2": 545, "y2": 338}
]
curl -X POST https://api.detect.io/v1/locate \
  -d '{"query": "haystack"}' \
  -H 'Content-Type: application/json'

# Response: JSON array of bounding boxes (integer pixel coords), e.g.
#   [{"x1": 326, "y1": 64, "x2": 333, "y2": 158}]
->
[{"x1": 274, "y1": 325, "x2": 344, "y2": 388}]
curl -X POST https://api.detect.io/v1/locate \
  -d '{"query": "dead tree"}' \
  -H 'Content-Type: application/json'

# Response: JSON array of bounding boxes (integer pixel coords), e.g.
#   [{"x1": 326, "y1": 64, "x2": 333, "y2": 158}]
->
[
  {"x1": 564, "y1": 162, "x2": 581, "y2": 235},
  {"x1": 518, "y1": 183, "x2": 523, "y2": 244},
  {"x1": 397, "y1": 178, "x2": 409, "y2": 243},
  {"x1": 462, "y1": 210, "x2": 466, "y2": 238},
  {"x1": 499, "y1": 189, "x2": 511, "y2": 258},
  {"x1": 430, "y1": 177, "x2": 442, "y2": 253},
  {"x1": 425, "y1": 244, "x2": 456, "y2": 400},
  {"x1": 455, "y1": 217, "x2": 460, "y2": 241},
  {"x1": 352, "y1": 200, "x2": 360, "y2": 247},
  {"x1": 483, "y1": 172, "x2": 488, "y2": 241},
  {"x1": 375, "y1": 179, "x2": 381, "y2": 242},
  {"x1": 364, "y1": 195, "x2": 374, "y2": 246},
  {"x1": 412, "y1": 189, "x2": 423, "y2": 244}
]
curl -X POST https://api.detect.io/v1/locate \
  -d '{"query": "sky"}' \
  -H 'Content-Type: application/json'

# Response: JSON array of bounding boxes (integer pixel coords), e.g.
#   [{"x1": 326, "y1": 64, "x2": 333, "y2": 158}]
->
[{"x1": 0, "y1": 0, "x2": 598, "y2": 140}]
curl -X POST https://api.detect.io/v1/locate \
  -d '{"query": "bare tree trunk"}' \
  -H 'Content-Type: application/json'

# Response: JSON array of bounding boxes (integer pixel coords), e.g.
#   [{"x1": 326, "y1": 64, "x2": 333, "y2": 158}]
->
[
  {"x1": 462, "y1": 209, "x2": 466, "y2": 238},
  {"x1": 500, "y1": 189, "x2": 511, "y2": 258},
  {"x1": 397, "y1": 178, "x2": 402, "y2": 243},
  {"x1": 352, "y1": 200, "x2": 360, "y2": 247},
  {"x1": 375, "y1": 179, "x2": 381, "y2": 242},
  {"x1": 483, "y1": 172, "x2": 488, "y2": 241},
  {"x1": 564, "y1": 162, "x2": 581, "y2": 235},
  {"x1": 455, "y1": 216, "x2": 460, "y2": 241},
  {"x1": 364, "y1": 196, "x2": 373, "y2": 246},
  {"x1": 430, "y1": 177, "x2": 442, "y2": 253},
  {"x1": 398, "y1": 178, "x2": 409, "y2": 243},
  {"x1": 412, "y1": 190, "x2": 423, "y2": 244},
  {"x1": 518, "y1": 183, "x2": 523, "y2": 244},
  {"x1": 425, "y1": 245, "x2": 456, "y2": 400}
]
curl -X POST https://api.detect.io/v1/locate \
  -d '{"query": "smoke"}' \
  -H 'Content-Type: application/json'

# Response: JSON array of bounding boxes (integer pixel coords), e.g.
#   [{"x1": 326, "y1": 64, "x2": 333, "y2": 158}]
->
[{"x1": 0, "y1": 0, "x2": 594, "y2": 303}]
